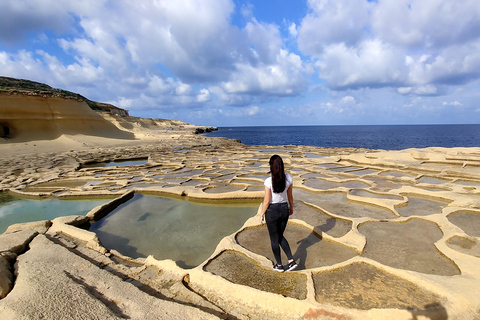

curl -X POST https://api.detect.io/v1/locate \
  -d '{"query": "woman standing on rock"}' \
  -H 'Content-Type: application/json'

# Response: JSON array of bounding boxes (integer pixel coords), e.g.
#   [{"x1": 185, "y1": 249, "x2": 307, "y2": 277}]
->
[{"x1": 261, "y1": 155, "x2": 298, "y2": 272}]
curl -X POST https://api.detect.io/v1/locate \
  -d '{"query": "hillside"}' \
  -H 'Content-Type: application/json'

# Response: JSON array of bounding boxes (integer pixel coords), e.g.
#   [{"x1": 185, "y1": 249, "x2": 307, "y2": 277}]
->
[
  {"x1": 0, "y1": 76, "x2": 216, "y2": 142},
  {"x1": 0, "y1": 76, "x2": 127, "y2": 116}
]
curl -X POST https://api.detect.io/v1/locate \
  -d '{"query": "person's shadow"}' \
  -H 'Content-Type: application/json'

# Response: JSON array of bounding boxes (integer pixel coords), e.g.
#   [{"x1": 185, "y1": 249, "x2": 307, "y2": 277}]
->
[{"x1": 293, "y1": 218, "x2": 336, "y2": 270}]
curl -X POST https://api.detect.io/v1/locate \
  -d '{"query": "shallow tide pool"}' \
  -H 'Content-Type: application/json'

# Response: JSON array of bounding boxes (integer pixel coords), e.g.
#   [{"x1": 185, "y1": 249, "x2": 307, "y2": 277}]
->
[
  {"x1": 0, "y1": 192, "x2": 110, "y2": 234},
  {"x1": 89, "y1": 193, "x2": 258, "y2": 268}
]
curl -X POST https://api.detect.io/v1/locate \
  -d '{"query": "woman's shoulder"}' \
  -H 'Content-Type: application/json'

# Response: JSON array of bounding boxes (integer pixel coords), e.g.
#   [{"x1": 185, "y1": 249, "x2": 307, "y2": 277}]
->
[
  {"x1": 285, "y1": 173, "x2": 293, "y2": 181},
  {"x1": 264, "y1": 176, "x2": 272, "y2": 186}
]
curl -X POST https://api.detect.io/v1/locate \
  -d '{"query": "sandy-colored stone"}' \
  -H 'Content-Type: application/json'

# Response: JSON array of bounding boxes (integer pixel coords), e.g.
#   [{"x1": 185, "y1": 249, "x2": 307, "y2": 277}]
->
[
  {"x1": 85, "y1": 190, "x2": 135, "y2": 221},
  {"x1": 1, "y1": 95, "x2": 480, "y2": 319},
  {"x1": 4, "y1": 220, "x2": 51, "y2": 235},
  {"x1": 0, "y1": 235, "x2": 219, "y2": 320},
  {"x1": 0, "y1": 230, "x2": 38, "y2": 255},
  {"x1": 51, "y1": 215, "x2": 90, "y2": 227},
  {"x1": 0, "y1": 93, "x2": 134, "y2": 142},
  {"x1": 293, "y1": 201, "x2": 352, "y2": 238},
  {"x1": 47, "y1": 223, "x2": 107, "y2": 254},
  {"x1": 446, "y1": 236, "x2": 480, "y2": 257}
]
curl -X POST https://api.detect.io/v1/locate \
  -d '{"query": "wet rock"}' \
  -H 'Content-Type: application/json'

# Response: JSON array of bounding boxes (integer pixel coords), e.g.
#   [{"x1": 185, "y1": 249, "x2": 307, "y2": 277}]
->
[
  {"x1": 313, "y1": 262, "x2": 441, "y2": 311},
  {"x1": 204, "y1": 250, "x2": 307, "y2": 300},
  {"x1": 236, "y1": 224, "x2": 357, "y2": 270},
  {"x1": 359, "y1": 219, "x2": 460, "y2": 275}
]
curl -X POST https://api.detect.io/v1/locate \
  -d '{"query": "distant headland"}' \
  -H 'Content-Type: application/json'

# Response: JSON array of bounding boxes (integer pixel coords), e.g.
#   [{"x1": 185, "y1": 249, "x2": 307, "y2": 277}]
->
[{"x1": 0, "y1": 76, "x2": 216, "y2": 145}]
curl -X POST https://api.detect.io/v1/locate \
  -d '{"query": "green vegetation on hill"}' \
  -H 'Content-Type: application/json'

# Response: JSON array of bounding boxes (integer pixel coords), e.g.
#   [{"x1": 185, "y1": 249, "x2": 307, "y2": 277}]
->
[{"x1": 0, "y1": 76, "x2": 128, "y2": 115}]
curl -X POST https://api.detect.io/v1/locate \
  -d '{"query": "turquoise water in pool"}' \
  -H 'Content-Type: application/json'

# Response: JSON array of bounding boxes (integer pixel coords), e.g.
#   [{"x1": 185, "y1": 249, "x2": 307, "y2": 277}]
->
[
  {"x1": 89, "y1": 193, "x2": 258, "y2": 268},
  {"x1": 0, "y1": 192, "x2": 110, "y2": 234}
]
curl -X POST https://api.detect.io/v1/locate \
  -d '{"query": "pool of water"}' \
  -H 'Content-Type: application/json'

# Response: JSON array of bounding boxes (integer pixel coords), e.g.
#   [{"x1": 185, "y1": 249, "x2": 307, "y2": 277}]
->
[
  {"x1": 89, "y1": 193, "x2": 258, "y2": 268},
  {"x1": 82, "y1": 158, "x2": 148, "y2": 168},
  {"x1": 0, "y1": 192, "x2": 110, "y2": 234}
]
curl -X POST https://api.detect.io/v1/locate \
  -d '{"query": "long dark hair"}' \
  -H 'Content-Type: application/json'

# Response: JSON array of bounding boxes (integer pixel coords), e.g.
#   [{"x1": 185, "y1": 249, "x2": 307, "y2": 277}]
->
[{"x1": 269, "y1": 155, "x2": 286, "y2": 193}]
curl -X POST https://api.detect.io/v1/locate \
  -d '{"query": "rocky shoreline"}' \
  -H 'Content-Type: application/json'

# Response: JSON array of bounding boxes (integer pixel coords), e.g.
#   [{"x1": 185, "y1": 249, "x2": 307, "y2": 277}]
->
[
  {"x1": 1, "y1": 135, "x2": 480, "y2": 319},
  {"x1": 1, "y1": 77, "x2": 480, "y2": 319}
]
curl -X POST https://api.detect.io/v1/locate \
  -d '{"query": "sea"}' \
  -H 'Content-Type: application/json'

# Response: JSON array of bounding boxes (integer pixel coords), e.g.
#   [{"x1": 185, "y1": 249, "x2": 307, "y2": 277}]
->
[{"x1": 203, "y1": 124, "x2": 480, "y2": 150}]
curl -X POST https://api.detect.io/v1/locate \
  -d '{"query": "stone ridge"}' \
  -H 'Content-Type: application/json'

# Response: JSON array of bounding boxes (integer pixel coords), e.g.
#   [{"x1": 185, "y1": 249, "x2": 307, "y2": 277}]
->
[
  {"x1": 1, "y1": 142, "x2": 480, "y2": 319},
  {"x1": 0, "y1": 76, "x2": 128, "y2": 116},
  {"x1": 0, "y1": 76, "x2": 217, "y2": 137}
]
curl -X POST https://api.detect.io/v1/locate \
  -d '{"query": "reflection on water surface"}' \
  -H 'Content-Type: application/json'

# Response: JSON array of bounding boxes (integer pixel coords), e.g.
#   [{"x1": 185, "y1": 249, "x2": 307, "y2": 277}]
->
[
  {"x1": 0, "y1": 193, "x2": 110, "y2": 234},
  {"x1": 82, "y1": 158, "x2": 148, "y2": 168},
  {"x1": 89, "y1": 193, "x2": 258, "y2": 268}
]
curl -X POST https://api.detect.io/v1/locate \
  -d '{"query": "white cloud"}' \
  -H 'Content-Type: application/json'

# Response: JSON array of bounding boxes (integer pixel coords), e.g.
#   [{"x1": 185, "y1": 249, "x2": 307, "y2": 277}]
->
[
  {"x1": 442, "y1": 101, "x2": 462, "y2": 106},
  {"x1": 398, "y1": 87, "x2": 412, "y2": 94},
  {"x1": 245, "y1": 106, "x2": 260, "y2": 116},
  {"x1": 317, "y1": 40, "x2": 405, "y2": 90},
  {"x1": 0, "y1": 0, "x2": 80, "y2": 43},
  {"x1": 288, "y1": 23, "x2": 298, "y2": 38},
  {"x1": 196, "y1": 89, "x2": 210, "y2": 103},
  {"x1": 412, "y1": 85, "x2": 438, "y2": 96},
  {"x1": 217, "y1": 48, "x2": 307, "y2": 101},
  {"x1": 372, "y1": 0, "x2": 480, "y2": 49},
  {"x1": 341, "y1": 96, "x2": 355, "y2": 104},
  {"x1": 298, "y1": 0, "x2": 480, "y2": 96},
  {"x1": 1, "y1": 0, "x2": 480, "y2": 125},
  {"x1": 298, "y1": 0, "x2": 371, "y2": 54}
]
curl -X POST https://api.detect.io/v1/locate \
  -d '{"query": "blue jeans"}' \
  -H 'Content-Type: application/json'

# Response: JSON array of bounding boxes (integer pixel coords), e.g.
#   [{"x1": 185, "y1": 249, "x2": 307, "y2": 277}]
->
[{"x1": 265, "y1": 202, "x2": 294, "y2": 265}]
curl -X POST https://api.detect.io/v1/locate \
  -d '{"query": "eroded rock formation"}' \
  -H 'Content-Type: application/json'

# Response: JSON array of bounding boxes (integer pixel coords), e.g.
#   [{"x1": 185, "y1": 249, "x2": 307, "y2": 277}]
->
[{"x1": 0, "y1": 143, "x2": 479, "y2": 319}]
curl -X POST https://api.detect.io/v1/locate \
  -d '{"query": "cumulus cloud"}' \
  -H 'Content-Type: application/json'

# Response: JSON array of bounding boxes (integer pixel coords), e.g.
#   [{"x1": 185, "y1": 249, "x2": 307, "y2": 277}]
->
[
  {"x1": 372, "y1": 0, "x2": 480, "y2": 49},
  {"x1": 218, "y1": 49, "x2": 307, "y2": 97},
  {"x1": 1, "y1": 0, "x2": 311, "y2": 116},
  {"x1": 1, "y1": 0, "x2": 479, "y2": 125},
  {"x1": 340, "y1": 96, "x2": 355, "y2": 104},
  {"x1": 298, "y1": 0, "x2": 480, "y2": 95},
  {"x1": 298, "y1": 0, "x2": 371, "y2": 53},
  {"x1": 0, "y1": 0, "x2": 78, "y2": 44},
  {"x1": 288, "y1": 23, "x2": 298, "y2": 38},
  {"x1": 196, "y1": 89, "x2": 211, "y2": 103},
  {"x1": 317, "y1": 40, "x2": 406, "y2": 90},
  {"x1": 442, "y1": 101, "x2": 462, "y2": 106}
]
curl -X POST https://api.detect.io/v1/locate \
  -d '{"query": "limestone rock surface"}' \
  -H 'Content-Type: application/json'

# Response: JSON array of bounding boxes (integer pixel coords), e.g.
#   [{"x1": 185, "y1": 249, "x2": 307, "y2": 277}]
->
[
  {"x1": 0, "y1": 230, "x2": 38, "y2": 255},
  {"x1": 0, "y1": 235, "x2": 219, "y2": 320}
]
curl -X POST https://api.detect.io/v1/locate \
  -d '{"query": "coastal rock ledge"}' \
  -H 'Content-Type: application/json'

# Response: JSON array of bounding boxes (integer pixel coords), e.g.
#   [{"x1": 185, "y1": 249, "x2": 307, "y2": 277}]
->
[
  {"x1": 0, "y1": 77, "x2": 480, "y2": 319},
  {"x1": 0, "y1": 142, "x2": 479, "y2": 320}
]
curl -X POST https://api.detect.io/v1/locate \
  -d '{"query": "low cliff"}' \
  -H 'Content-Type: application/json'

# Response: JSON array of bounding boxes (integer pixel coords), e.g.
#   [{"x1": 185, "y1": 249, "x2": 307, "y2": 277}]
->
[
  {"x1": 0, "y1": 76, "x2": 128, "y2": 116},
  {"x1": 0, "y1": 77, "x2": 216, "y2": 142}
]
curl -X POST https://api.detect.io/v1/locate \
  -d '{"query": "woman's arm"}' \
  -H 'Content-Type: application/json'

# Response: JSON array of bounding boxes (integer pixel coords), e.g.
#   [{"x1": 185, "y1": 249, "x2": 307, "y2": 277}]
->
[
  {"x1": 260, "y1": 185, "x2": 272, "y2": 223},
  {"x1": 287, "y1": 184, "x2": 294, "y2": 215}
]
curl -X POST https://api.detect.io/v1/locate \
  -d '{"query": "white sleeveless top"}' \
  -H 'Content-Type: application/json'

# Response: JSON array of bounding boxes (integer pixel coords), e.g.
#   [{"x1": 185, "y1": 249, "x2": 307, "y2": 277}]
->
[{"x1": 264, "y1": 173, "x2": 293, "y2": 204}]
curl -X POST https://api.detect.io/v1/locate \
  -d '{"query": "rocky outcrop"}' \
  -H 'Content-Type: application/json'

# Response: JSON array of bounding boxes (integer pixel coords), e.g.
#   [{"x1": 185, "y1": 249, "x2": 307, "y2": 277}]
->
[
  {"x1": 0, "y1": 76, "x2": 129, "y2": 116},
  {"x1": 0, "y1": 76, "x2": 215, "y2": 140},
  {"x1": 0, "y1": 235, "x2": 219, "y2": 319},
  {"x1": 0, "y1": 93, "x2": 135, "y2": 142},
  {"x1": 1, "y1": 143, "x2": 480, "y2": 319},
  {"x1": 0, "y1": 230, "x2": 39, "y2": 299}
]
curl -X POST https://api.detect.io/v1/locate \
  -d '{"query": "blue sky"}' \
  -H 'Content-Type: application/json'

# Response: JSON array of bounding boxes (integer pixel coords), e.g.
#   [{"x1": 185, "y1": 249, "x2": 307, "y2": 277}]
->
[{"x1": 1, "y1": 0, "x2": 479, "y2": 126}]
